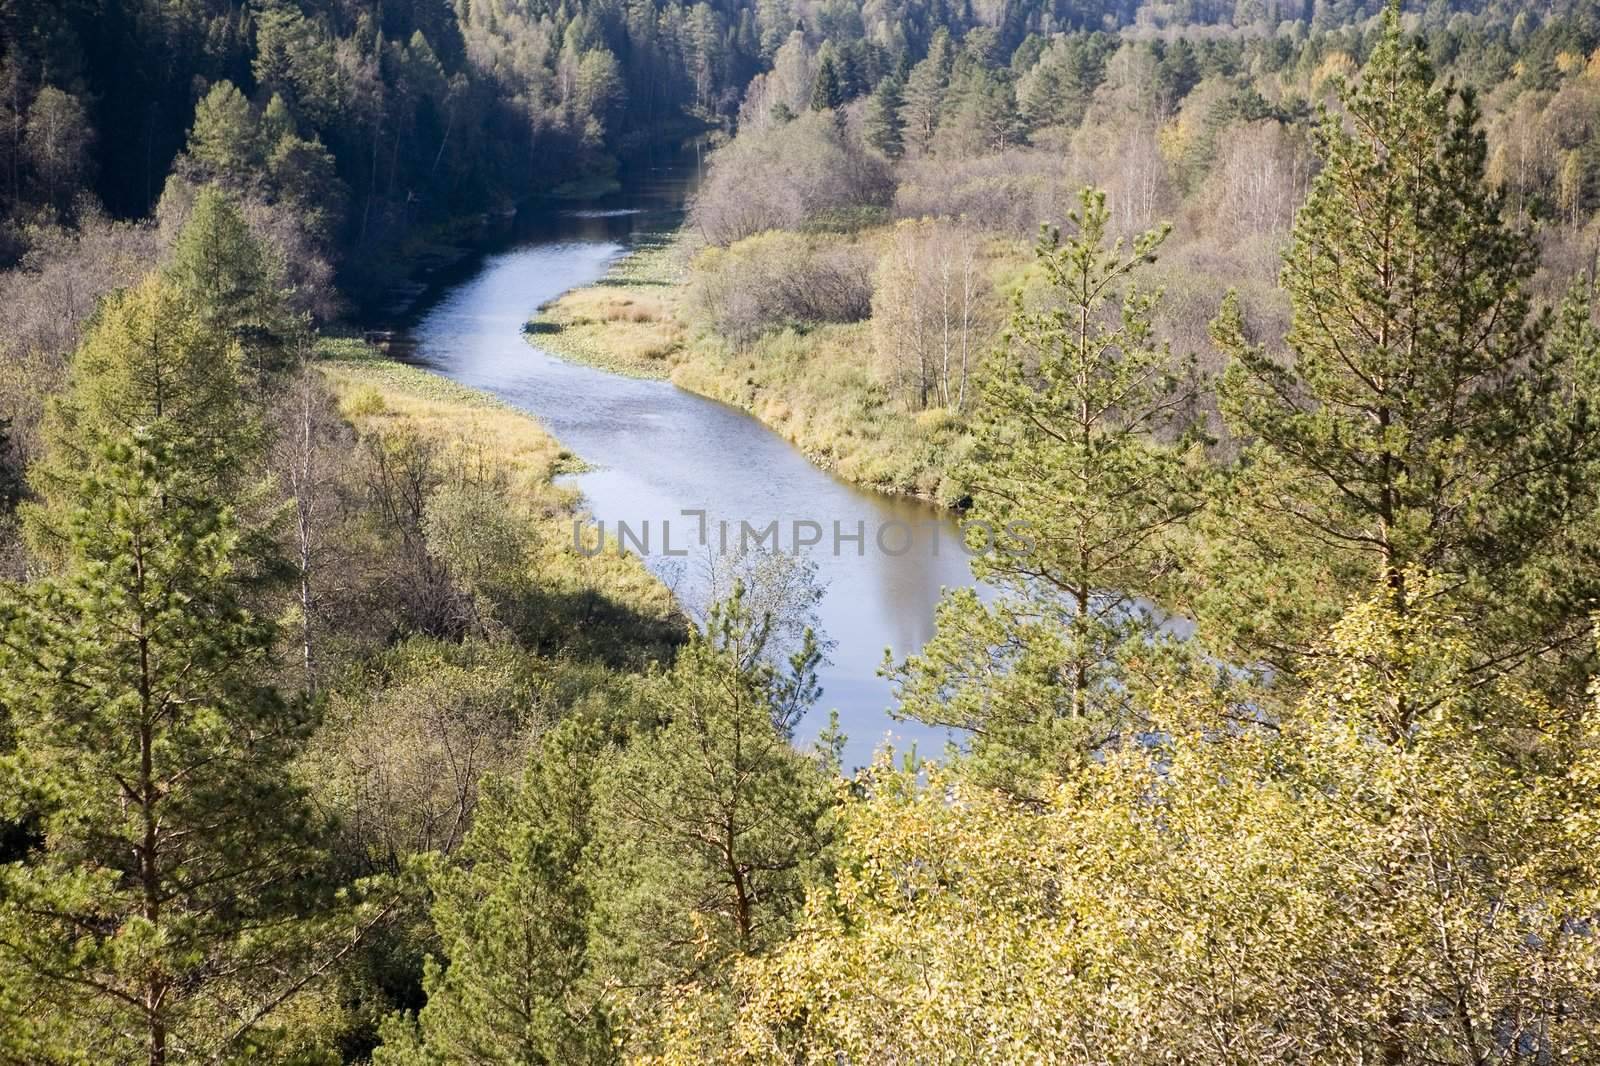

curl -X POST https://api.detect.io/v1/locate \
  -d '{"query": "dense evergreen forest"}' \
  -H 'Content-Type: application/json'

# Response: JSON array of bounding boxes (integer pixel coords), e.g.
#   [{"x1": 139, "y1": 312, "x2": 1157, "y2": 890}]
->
[{"x1": 5, "y1": 0, "x2": 1600, "y2": 1061}]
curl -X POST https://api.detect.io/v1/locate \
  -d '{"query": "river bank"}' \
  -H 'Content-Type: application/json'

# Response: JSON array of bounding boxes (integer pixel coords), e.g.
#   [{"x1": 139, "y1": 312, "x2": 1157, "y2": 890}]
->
[
  {"x1": 318, "y1": 338, "x2": 685, "y2": 664},
  {"x1": 394, "y1": 176, "x2": 975, "y2": 767},
  {"x1": 528, "y1": 230, "x2": 971, "y2": 506},
  {"x1": 348, "y1": 128, "x2": 721, "y2": 322}
]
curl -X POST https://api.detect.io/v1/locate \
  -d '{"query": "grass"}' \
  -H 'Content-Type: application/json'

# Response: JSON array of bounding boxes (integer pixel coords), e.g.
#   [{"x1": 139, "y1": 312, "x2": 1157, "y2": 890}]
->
[
  {"x1": 528, "y1": 231, "x2": 690, "y2": 378},
  {"x1": 317, "y1": 338, "x2": 682, "y2": 650},
  {"x1": 527, "y1": 233, "x2": 972, "y2": 504},
  {"x1": 672, "y1": 324, "x2": 973, "y2": 504}
]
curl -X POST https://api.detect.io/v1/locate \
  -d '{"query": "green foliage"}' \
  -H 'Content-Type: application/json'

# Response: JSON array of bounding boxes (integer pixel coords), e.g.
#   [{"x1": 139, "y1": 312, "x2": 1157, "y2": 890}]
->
[
  {"x1": 375, "y1": 718, "x2": 615, "y2": 1066},
  {"x1": 1200, "y1": 10, "x2": 1600, "y2": 701},
  {"x1": 309, "y1": 637, "x2": 543, "y2": 873},
  {"x1": 1017, "y1": 33, "x2": 1114, "y2": 131},
  {"x1": 0, "y1": 434, "x2": 343, "y2": 1063},
  {"x1": 28, "y1": 274, "x2": 262, "y2": 535},
  {"x1": 900, "y1": 29, "x2": 954, "y2": 153},
  {"x1": 421, "y1": 475, "x2": 536, "y2": 632},
  {"x1": 933, "y1": 65, "x2": 1023, "y2": 157},
  {"x1": 588, "y1": 584, "x2": 833, "y2": 1048},
  {"x1": 165, "y1": 186, "x2": 298, "y2": 376},
  {"x1": 251, "y1": 3, "x2": 341, "y2": 131},
  {"x1": 577, "y1": 48, "x2": 627, "y2": 136},
  {"x1": 659, "y1": 580, "x2": 1600, "y2": 1064},
  {"x1": 809, "y1": 51, "x2": 845, "y2": 111},
  {"x1": 186, "y1": 81, "x2": 261, "y2": 185},
  {"x1": 892, "y1": 188, "x2": 1199, "y2": 789},
  {"x1": 265, "y1": 132, "x2": 343, "y2": 242},
  {"x1": 17, "y1": 4, "x2": 1600, "y2": 1062},
  {"x1": 862, "y1": 73, "x2": 905, "y2": 157}
]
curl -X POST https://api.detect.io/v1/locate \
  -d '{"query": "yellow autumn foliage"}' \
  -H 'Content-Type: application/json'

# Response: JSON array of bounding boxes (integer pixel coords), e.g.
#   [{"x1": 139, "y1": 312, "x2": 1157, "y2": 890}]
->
[
  {"x1": 640, "y1": 578, "x2": 1600, "y2": 1064},
  {"x1": 1311, "y1": 51, "x2": 1358, "y2": 95}
]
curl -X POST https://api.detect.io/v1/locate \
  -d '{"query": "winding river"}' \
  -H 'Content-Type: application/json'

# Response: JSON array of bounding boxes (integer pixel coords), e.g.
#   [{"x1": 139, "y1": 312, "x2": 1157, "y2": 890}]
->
[{"x1": 402, "y1": 146, "x2": 976, "y2": 769}]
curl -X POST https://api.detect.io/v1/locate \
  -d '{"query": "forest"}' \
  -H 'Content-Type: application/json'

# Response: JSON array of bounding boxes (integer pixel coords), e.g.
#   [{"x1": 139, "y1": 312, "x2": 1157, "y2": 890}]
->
[{"x1": 3, "y1": 0, "x2": 1600, "y2": 1062}]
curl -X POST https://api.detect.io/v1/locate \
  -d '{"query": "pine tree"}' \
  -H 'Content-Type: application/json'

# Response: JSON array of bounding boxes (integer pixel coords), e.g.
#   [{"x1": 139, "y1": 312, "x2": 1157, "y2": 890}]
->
[
  {"x1": 672, "y1": 581, "x2": 1600, "y2": 1064},
  {"x1": 862, "y1": 73, "x2": 905, "y2": 158},
  {"x1": 0, "y1": 434, "x2": 339, "y2": 1064},
  {"x1": 589, "y1": 585, "x2": 832, "y2": 1040},
  {"x1": 1199, "y1": 9, "x2": 1600, "y2": 704},
  {"x1": 809, "y1": 51, "x2": 844, "y2": 112},
  {"x1": 891, "y1": 188, "x2": 1199, "y2": 792},
  {"x1": 165, "y1": 186, "x2": 297, "y2": 377},
  {"x1": 374, "y1": 718, "x2": 614, "y2": 1065},
  {"x1": 1017, "y1": 35, "x2": 1114, "y2": 133}
]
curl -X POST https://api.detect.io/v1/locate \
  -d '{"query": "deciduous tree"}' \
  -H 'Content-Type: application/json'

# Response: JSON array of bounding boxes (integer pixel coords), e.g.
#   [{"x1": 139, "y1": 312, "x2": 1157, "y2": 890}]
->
[
  {"x1": 23, "y1": 86, "x2": 92, "y2": 212},
  {"x1": 676, "y1": 582, "x2": 1600, "y2": 1065},
  {"x1": 870, "y1": 217, "x2": 996, "y2": 412}
]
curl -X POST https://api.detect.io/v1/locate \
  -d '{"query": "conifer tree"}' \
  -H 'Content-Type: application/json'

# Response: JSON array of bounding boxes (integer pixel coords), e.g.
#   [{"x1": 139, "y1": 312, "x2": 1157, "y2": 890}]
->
[
  {"x1": 26, "y1": 274, "x2": 263, "y2": 547},
  {"x1": 261, "y1": 92, "x2": 296, "y2": 145},
  {"x1": 891, "y1": 188, "x2": 1198, "y2": 791},
  {"x1": 934, "y1": 66, "x2": 1023, "y2": 156},
  {"x1": 589, "y1": 585, "x2": 832, "y2": 1043},
  {"x1": 900, "y1": 29, "x2": 954, "y2": 153},
  {"x1": 669, "y1": 580, "x2": 1600, "y2": 1064},
  {"x1": 863, "y1": 73, "x2": 905, "y2": 158},
  {"x1": 0, "y1": 434, "x2": 339, "y2": 1065},
  {"x1": 808, "y1": 51, "x2": 844, "y2": 111},
  {"x1": 166, "y1": 186, "x2": 297, "y2": 378},
  {"x1": 374, "y1": 718, "x2": 613, "y2": 1066},
  {"x1": 185, "y1": 81, "x2": 261, "y2": 184},
  {"x1": 1200, "y1": 8, "x2": 1600, "y2": 702}
]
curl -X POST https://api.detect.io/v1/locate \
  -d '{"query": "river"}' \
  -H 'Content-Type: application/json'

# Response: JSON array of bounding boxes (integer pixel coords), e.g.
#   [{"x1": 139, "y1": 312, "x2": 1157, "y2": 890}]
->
[{"x1": 401, "y1": 146, "x2": 976, "y2": 770}]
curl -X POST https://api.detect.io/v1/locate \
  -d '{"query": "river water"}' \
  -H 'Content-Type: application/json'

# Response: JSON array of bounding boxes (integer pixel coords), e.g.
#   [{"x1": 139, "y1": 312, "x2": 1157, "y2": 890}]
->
[{"x1": 402, "y1": 147, "x2": 976, "y2": 769}]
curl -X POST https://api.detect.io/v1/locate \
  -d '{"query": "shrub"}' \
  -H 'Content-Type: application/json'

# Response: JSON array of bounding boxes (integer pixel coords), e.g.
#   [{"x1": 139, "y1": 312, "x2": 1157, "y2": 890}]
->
[
  {"x1": 688, "y1": 111, "x2": 893, "y2": 246},
  {"x1": 689, "y1": 231, "x2": 874, "y2": 347},
  {"x1": 894, "y1": 149, "x2": 1069, "y2": 236}
]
